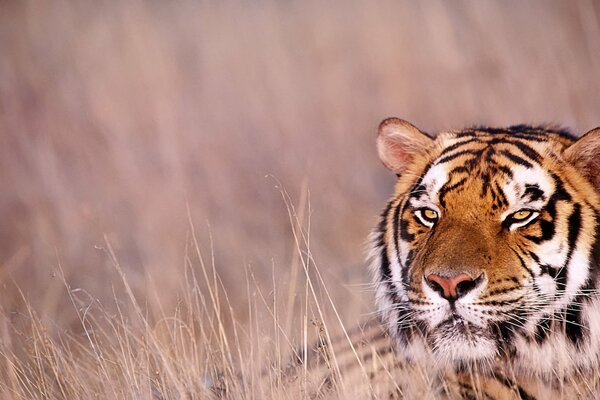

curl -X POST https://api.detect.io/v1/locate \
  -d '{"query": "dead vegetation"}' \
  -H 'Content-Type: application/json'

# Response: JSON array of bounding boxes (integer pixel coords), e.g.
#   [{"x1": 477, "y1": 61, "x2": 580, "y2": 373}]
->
[{"x1": 1, "y1": 1, "x2": 599, "y2": 398}]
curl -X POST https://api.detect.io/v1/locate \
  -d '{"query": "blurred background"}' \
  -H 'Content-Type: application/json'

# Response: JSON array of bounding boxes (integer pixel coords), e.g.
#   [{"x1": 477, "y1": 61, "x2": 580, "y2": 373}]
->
[{"x1": 1, "y1": 0, "x2": 600, "y2": 337}]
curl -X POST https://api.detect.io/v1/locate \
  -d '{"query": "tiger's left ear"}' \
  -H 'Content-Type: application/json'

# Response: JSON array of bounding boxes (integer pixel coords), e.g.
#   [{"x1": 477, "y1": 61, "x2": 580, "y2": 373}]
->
[{"x1": 563, "y1": 127, "x2": 600, "y2": 189}]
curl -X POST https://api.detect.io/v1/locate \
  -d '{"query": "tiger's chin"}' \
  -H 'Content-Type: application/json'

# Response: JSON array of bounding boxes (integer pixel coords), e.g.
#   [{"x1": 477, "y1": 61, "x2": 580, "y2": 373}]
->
[
  {"x1": 402, "y1": 320, "x2": 498, "y2": 369},
  {"x1": 429, "y1": 324, "x2": 497, "y2": 367}
]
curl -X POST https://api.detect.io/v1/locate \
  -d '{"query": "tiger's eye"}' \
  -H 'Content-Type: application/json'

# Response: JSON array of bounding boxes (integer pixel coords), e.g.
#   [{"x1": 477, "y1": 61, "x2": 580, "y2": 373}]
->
[
  {"x1": 512, "y1": 210, "x2": 532, "y2": 220},
  {"x1": 423, "y1": 209, "x2": 438, "y2": 220}
]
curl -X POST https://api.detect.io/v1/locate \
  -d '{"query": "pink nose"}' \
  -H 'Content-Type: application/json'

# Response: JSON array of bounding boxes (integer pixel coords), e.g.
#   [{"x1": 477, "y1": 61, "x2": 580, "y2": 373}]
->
[{"x1": 426, "y1": 273, "x2": 476, "y2": 300}]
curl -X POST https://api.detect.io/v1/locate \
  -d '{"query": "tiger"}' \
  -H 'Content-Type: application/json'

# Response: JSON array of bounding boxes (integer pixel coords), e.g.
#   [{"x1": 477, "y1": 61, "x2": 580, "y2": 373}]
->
[
  {"x1": 209, "y1": 119, "x2": 600, "y2": 399},
  {"x1": 367, "y1": 118, "x2": 600, "y2": 399},
  {"x1": 280, "y1": 119, "x2": 600, "y2": 400}
]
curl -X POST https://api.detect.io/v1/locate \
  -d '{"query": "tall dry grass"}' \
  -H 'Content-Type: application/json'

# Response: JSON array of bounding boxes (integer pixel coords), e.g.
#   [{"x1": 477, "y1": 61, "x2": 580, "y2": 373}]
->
[{"x1": 1, "y1": 1, "x2": 599, "y2": 398}]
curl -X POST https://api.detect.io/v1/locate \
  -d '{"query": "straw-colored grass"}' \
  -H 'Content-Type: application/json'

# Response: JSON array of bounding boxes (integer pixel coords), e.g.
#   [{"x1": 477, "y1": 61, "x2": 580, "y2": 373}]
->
[{"x1": 1, "y1": 1, "x2": 599, "y2": 398}]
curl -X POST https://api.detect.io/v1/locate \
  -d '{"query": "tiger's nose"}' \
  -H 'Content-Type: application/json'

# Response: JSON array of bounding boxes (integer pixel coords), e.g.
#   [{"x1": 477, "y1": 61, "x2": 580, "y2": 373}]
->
[{"x1": 425, "y1": 273, "x2": 481, "y2": 301}]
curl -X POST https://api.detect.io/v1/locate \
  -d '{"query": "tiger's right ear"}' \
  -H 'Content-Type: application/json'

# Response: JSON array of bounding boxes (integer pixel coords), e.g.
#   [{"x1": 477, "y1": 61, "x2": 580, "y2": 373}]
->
[
  {"x1": 377, "y1": 118, "x2": 433, "y2": 175},
  {"x1": 563, "y1": 127, "x2": 600, "y2": 190}
]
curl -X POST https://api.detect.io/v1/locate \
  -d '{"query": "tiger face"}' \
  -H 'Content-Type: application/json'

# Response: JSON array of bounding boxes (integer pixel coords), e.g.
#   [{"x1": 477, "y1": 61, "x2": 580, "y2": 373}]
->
[{"x1": 371, "y1": 118, "x2": 600, "y2": 375}]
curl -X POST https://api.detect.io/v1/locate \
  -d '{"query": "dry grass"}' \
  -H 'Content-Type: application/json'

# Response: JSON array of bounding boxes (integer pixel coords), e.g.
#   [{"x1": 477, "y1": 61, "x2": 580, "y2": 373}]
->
[{"x1": 1, "y1": 1, "x2": 599, "y2": 398}]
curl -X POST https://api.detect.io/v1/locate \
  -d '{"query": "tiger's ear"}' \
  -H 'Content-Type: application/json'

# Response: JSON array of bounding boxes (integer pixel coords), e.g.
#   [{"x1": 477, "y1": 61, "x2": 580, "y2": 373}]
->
[
  {"x1": 563, "y1": 127, "x2": 600, "y2": 189},
  {"x1": 377, "y1": 118, "x2": 433, "y2": 174}
]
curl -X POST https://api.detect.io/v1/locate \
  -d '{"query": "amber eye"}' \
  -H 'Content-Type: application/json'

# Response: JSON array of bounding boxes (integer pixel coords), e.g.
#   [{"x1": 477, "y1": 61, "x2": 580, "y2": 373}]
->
[
  {"x1": 423, "y1": 209, "x2": 438, "y2": 220},
  {"x1": 505, "y1": 209, "x2": 539, "y2": 229},
  {"x1": 415, "y1": 208, "x2": 439, "y2": 227},
  {"x1": 512, "y1": 210, "x2": 532, "y2": 221}
]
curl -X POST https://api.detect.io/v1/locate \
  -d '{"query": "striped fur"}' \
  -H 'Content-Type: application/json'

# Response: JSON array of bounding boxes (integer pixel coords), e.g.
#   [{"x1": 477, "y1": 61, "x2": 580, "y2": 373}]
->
[{"x1": 366, "y1": 119, "x2": 600, "y2": 398}]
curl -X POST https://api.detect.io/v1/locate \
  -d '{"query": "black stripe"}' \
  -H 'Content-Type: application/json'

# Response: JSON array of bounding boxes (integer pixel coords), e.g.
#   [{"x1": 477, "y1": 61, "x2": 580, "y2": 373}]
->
[
  {"x1": 556, "y1": 203, "x2": 582, "y2": 293},
  {"x1": 510, "y1": 247, "x2": 534, "y2": 279},
  {"x1": 499, "y1": 150, "x2": 533, "y2": 168},
  {"x1": 379, "y1": 244, "x2": 401, "y2": 307},
  {"x1": 379, "y1": 238, "x2": 391, "y2": 280},
  {"x1": 529, "y1": 251, "x2": 558, "y2": 278},
  {"x1": 447, "y1": 165, "x2": 471, "y2": 176},
  {"x1": 509, "y1": 133, "x2": 548, "y2": 142},
  {"x1": 550, "y1": 173, "x2": 572, "y2": 202},
  {"x1": 378, "y1": 201, "x2": 402, "y2": 303},
  {"x1": 486, "y1": 164, "x2": 513, "y2": 180},
  {"x1": 402, "y1": 250, "x2": 414, "y2": 288},
  {"x1": 455, "y1": 130, "x2": 477, "y2": 138},
  {"x1": 377, "y1": 201, "x2": 394, "y2": 283},
  {"x1": 522, "y1": 175, "x2": 571, "y2": 243},
  {"x1": 523, "y1": 219, "x2": 555, "y2": 244},
  {"x1": 481, "y1": 172, "x2": 490, "y2": 197},
  {"x1": 557, "y1": 203, "x2": 585, "y2": 345},
  {"x1": 484, "y1": 145, "x2": 497, "y2": 163},
  {"x1": 406, "y1": 161, "x2": 434, "y2": 201},
  {"x1": 407, "y1": 184, "x2": 427, "y2": 200},
  {"x1": 505, "y1": 140, "x2": 542, "y2": 162},
  {"x1": 561, "y1": 211, "x2": 600, "y2": 346},
  {"x1": 587, "y1": 210, "x2": 600, "y2": 290},
  {"x1": 493, "y1": 322, "x2": 516, "y2": 357},
  {"x1": 393, "y1": 201, "x2": 408, "y2": 243},
  {"x1": 436, "y1": 149, "x2": 483, "y2": 165},
  {"x1": 438, "y1": 138, "x2": 478, "y2": 156},
  {"x1": 509, "y1": 124, "x2": 576, "y2": 141},
  {"x1": 438, "y1": 177, "x2": 467, "y2": 208},
  {"x1": 508, "y1": 124, "x2": 546, "y2": 134},
  {"x1": 462, "y1": 124, "x2": 575, "y2": 141},
  {"x1": 395, "y1": 203, "x2": 413, "y2": 286},
  {"x1": 472, "y1": 127, "x2": 509, "y2": 135},
  {"x1": 493, "y1": 181, "x2": 509, "y2": 207},
  {"x1": 498, "y1": 308, "x2": 528, "y2": 353},
  {"x1": 377, "y1": 201, "x2": 413, "y2": 344},
  {"x1": 492, "y1": 372, "x2": 537, "y2": 400},
  {"x1": 396, "y1": 308, "x2": 413, "y2": 345},
  {"x1": 456, "y1": 382, "x2": 482, "y2": 400},
  {"x1": 523, "y1": 184, "x2": 545, "y2": 201},
  {"x1": 560, "y1": 204, "x2": 599, "y2": 346},
  {"x1": 538, "y1": 219, "x2": 555, "y2": 241},
  {"x1": 495, "y1": 164, "x2": 513, "y2": 178},
  {"x1": 563, "y1": 293, "x2": 585, "y2": 346},
  {"x1": 398, "y1": 219, "x2": 414, "y2": 243}
]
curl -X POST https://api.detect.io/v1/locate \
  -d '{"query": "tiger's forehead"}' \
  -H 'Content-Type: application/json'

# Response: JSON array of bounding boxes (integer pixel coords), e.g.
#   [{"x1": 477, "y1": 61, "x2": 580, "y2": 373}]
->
[{"x1": 411, "y1": 131, "x2": 560, "y2": 212}]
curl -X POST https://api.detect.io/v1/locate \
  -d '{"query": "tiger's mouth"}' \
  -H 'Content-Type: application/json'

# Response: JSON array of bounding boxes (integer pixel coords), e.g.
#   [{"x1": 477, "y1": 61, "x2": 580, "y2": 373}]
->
[
  {"x1": 439, "y1": 313, "x2": 471, "y2": 329},
  {"x1": 435, "y1": 315, "x2": 485, "y2": 337}
]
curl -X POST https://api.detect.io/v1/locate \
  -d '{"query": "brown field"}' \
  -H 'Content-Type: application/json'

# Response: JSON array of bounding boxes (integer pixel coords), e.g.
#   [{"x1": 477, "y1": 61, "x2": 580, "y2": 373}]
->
[{"x1": 1, "y1": 1, "x2": 599, "y2": 398}]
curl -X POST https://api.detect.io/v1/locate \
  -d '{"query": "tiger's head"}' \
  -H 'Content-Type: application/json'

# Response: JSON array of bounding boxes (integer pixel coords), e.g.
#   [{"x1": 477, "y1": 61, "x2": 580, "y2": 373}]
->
[{"x1": 371, "y1": 118, "x2": 600, "y2": 375}]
